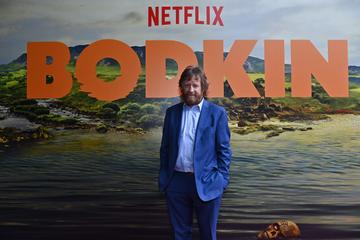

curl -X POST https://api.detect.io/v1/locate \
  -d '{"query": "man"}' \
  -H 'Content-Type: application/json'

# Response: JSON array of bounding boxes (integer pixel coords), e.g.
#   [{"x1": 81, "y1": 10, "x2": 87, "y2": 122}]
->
[{"x1": 159, "y1": 65, "x2": 232, "y2": 240}]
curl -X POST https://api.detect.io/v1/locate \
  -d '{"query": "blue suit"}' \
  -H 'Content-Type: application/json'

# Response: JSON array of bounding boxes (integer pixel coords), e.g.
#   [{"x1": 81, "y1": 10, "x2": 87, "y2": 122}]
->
[{"x1": 159, "y1": 99, "x2": 232, "y2": 240}]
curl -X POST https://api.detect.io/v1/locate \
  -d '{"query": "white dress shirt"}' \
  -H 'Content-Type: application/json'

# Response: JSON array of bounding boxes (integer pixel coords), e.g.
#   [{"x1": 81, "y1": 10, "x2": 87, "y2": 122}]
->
[{"x1": 174, "y1": 98, "x2": 204, "y2": 172}]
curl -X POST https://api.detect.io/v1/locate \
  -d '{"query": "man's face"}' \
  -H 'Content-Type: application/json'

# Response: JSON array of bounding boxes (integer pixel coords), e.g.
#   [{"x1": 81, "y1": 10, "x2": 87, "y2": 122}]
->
[{"x1": 182, "y1": 75, "x2": 203, "y2": 106}]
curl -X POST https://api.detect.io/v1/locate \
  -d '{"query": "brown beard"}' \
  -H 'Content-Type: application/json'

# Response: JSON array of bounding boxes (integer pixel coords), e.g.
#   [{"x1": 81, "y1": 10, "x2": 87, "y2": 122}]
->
[{"x1": 182, "y1": 93, "x2": 203, "y2": 106}]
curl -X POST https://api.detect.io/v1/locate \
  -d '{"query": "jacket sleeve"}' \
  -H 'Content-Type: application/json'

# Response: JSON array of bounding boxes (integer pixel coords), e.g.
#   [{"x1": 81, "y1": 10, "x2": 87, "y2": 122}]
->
[
  {"x1": 215, "y1": 108, "x2": 232, "y2": 189},
  {"x1": 159, "y1": 109, "x2": 170, "y2": 189}
]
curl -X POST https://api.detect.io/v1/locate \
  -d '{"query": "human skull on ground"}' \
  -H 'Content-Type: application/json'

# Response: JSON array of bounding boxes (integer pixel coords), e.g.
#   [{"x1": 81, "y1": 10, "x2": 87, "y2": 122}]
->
[{"x1": 257, "y1": 220, "x2": 301, "y2": 240}]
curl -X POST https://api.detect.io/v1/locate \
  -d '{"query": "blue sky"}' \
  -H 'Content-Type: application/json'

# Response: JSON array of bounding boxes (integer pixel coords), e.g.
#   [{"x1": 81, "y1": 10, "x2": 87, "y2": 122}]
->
[{"x1": 0, "y1": 0, "x2": 359, "y2": 65}]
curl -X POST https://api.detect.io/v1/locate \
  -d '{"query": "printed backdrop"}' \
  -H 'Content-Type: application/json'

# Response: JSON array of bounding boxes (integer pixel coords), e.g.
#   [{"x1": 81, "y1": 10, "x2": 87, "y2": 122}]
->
[{"x1": 0, "y1": 1, "x2": 359, "y2": 239}]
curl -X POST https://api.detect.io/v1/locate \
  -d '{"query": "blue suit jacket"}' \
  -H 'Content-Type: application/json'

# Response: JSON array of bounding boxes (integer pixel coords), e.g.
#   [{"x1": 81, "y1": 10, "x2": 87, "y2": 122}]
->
[{"x1": 159, "y1": 99, "x2": 232, "y2": 201}]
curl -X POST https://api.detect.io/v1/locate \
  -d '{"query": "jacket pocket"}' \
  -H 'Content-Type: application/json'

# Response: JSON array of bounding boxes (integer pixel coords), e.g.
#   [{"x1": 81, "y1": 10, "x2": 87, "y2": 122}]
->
[{"x1": 201, "y1": 166, "x2": 218, "y2": 183}]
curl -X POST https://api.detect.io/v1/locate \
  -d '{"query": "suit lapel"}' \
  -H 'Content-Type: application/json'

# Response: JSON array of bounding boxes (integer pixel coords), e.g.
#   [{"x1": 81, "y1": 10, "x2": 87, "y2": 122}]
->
[
  {"x1": 175, "y1": 102, "x2": 183, "y2": 151},
  {"x1": 194, "y1": 99, "x2": 211, "y2": 148},
  {"x1": 173, "y1": 99, "x2": 211, "y2": 165}
]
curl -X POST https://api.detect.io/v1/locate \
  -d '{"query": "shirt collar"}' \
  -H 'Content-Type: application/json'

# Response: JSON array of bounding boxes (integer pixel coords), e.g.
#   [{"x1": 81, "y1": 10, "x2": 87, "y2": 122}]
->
[{"x1": 183, "y1": 97, "x2": 204, "y2": 111}]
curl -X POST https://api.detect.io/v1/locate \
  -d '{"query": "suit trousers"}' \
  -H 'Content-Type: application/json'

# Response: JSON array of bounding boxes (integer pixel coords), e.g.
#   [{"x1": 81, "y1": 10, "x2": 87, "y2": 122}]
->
[{"x1": 165, "y1": 171, "x2": 222, "y2": 240}]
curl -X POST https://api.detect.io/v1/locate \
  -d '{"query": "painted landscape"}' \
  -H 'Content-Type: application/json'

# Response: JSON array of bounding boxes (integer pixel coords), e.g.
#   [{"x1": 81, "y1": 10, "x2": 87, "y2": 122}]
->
[
  {"x1": 1, "y1": 45, "x2": 360, "y2": 146},
  {"x1": 1, "y1": 45, "x2": 360, "y2": 240}
]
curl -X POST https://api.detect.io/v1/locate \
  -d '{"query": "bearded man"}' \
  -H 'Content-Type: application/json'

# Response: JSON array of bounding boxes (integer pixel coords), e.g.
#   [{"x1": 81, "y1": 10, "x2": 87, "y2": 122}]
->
[{"x1": 159, "y1": 65, "x2": 232, "y2": 240}]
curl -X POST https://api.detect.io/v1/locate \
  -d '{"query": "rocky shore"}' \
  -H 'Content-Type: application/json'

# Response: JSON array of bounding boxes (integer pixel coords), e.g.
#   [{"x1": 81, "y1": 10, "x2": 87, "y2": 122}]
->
[
  {"x1": 0, "y1": 100, "x2": 145, "y2": 147},
  {"x1": 226, "y1": 101, "x2": 323, "y2": 138},
  {"x1": 1, "y1": 97, "x2": 359, "y2": 147}
]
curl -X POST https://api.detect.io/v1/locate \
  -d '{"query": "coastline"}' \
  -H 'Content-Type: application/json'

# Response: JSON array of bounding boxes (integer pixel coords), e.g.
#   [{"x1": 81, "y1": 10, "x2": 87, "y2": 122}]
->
[{"x1": 1, "y1": 98, "x2": 359, "y2": 147}]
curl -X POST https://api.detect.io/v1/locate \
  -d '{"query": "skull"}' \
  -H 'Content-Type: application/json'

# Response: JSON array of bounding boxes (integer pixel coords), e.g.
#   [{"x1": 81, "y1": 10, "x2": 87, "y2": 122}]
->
[{"x1": 257, "y1": 220, "x2": 301, "y2": 240}]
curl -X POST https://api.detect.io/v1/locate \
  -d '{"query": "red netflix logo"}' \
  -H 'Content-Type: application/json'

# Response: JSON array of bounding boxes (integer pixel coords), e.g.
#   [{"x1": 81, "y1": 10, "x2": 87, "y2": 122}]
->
[{"x1": 148, "y1": 6, "x2": 224, "y2": 27}]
